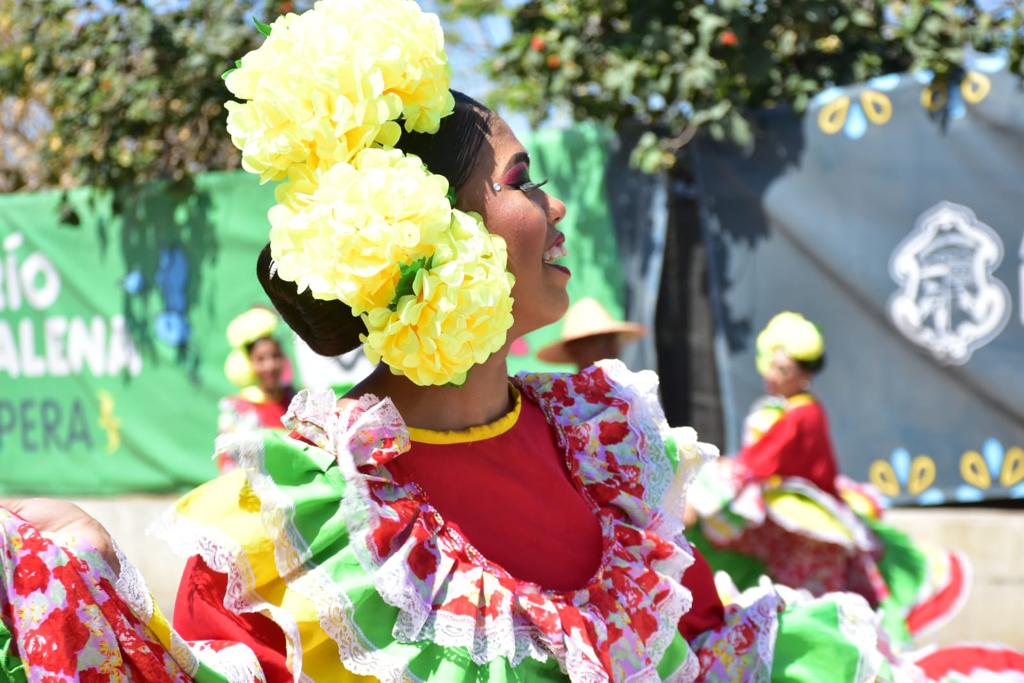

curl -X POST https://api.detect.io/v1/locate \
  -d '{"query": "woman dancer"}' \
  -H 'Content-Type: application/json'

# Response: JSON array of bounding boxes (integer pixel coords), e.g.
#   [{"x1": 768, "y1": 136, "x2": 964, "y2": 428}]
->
[
  {"x1": 688, "y1": 312, "x2": 970, "y2": 644},
  {"x1": 217, "y1": 307, "x2": 297, "y2": 472},
  {"x1": 1, "y1": 3, "x2": 1018, "y2": 681}
]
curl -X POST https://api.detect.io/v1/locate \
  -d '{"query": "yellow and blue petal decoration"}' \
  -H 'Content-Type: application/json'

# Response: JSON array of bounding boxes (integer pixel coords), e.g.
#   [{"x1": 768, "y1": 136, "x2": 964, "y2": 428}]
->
[{"x1": 868, "y1": 437, "x2": 1024, "y2": 506}]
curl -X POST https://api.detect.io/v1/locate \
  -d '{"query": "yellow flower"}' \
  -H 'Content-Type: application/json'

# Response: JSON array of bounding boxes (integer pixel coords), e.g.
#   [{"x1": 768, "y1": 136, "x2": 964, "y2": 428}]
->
[
  {"x1": 226, "y1": 307, "x2": 278, "y2": 348},
  {"x1": 224, "y1": 348, "x2": 256, "y2": 387},
  {"x1": 269, "y1": 147, "x2": 453, "y2": 314},
  {"x1": 320, "y1": 0, "x2": 454, "y2": 135},
  {"x1": 755, "y1": 311, "x2": 824, "y2": 375},
  {"x1": 361, "y1": 211, "x2": 515, "y2": 386},
  {"x1": 224, "y1": 0, "x2": 454, "y2": 183}
]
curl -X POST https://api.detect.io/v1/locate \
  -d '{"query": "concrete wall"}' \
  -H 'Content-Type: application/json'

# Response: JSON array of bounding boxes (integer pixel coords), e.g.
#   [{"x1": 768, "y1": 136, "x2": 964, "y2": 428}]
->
[
  {"x1": 884, "y1": 507, "x2": 1024, "y2": 649},
  {"x1": 9, "y1": 498, "x2": 1023, "y2": 650}
]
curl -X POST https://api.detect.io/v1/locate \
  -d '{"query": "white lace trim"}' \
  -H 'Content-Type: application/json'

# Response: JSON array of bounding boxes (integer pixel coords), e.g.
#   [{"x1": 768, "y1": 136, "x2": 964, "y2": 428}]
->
[
  {"x1": 663, "y1": 426, "x2": 720, "y2": 535},
  {"x1": 219, "y1": 430, "x2": 311, "y2": 580},
  {"x1": 112, "y1": 539, "x2": 153, "y2": 623},
  {"x1": 367, "y1": 363, "x2": 699, "y2": 680},
  {"x1": 517, "y1": 361, "x2": 702, "y2": 676},
  {"x1": 665, "y1": 647, "x2": 702, "y2": 683},
  {"x1": 150, "y1": 505, "x2": 307, "y2": 683},
  {"x1": 832, "y1": 591, "x2": 888, "y2": 683},
  {"x1": 287, "y1": 562, "x2": 414, "y2": 683},
  {"x1": 222, "y1": 425, "x2": 398, "y2": 683},
  {"x1": 748, "y1": 580, "x2": 891, "y2": 683},
  {"x1": 192, "y1": 641, "x2": 270, "y2": 683},
  {"x1": 285, "y1": 395, "x2": 424, "y2": 683},
  {"x1": 718, "y1": 578, "x2": 787, "y2": 667},
  {"x1": 290, "y1": 377, "x2": 701, "y2": 681},
  {"x1": 111, "y1": 541, "x2": 202, "y2": 678},
  {"x1": 166, "y1": 367, "x2": 711, "y2": 683},
  {"x1": 375, "y1": 543, "x2": 551, "y2": 667}
]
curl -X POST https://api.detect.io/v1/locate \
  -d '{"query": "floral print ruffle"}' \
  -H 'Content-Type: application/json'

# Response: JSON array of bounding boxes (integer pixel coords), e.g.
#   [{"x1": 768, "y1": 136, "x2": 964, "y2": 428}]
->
[
  {"x1": 282, "y1": 360, "x2": 719, "y2": 682},
  {"x1": 0, "y1": 508, "x2": 192, "y2": 682}
]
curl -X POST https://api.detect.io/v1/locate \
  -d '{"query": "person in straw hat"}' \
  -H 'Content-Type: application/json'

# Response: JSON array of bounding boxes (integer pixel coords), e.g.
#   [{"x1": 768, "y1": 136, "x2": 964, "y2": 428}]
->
[{"x1": 536, "y1": 297, "x2": 646, "y2": 371}]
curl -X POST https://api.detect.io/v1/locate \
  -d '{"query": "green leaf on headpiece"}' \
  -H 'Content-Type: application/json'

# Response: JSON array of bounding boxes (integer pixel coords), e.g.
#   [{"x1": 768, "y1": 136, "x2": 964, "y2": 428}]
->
[
  {"x1": 390, "y1": 256, "x2": 432, "y2": 310},
  {"x1": 446, "y1": 188, "x2": 457, "y2": 206},
  {"x1": 221, "y1": 58, "x2": 243, "y2": 80},
  {"x1": 253, "y1": 16, "x2": 273, "y2": 37}
]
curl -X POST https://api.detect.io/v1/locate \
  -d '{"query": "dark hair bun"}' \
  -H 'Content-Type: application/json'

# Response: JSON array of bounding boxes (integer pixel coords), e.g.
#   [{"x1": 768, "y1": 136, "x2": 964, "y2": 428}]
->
[{"x1": 256, "y1": 243, "x2": 365, "y2": 356}]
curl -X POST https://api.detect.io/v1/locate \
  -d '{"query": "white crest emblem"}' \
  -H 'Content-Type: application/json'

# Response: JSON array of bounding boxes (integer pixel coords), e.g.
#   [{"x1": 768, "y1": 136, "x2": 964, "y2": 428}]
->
[{"x1": 889, "y1": 201, "x2": 1009, "y2": 365}]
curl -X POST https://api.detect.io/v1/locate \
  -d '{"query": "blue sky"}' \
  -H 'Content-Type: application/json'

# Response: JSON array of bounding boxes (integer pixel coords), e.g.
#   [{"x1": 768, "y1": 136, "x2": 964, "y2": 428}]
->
[{"x1": 420, "y1": 0, "x2": 535, "y2": 138}]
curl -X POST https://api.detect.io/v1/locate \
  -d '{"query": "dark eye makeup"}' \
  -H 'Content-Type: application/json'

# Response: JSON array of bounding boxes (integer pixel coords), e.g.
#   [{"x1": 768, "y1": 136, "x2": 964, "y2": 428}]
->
[{"x1": 501, "y1": 162, "x2": 549, "y2": 193}]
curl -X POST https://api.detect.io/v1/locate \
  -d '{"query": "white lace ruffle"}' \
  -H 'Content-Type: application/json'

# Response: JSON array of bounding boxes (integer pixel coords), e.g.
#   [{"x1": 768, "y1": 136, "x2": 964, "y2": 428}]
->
[
  {"x1": 160, "y1": 363, "x2": 713, "y2": 683},
  {"x1": 112, "y1": 539, "x2": 153, "y2": 623},
  {"x1": 111, "y1": 539, "x2": 202, "y2": 678},
  {"x1": 149, "y1": 501, "x2": 308, "y2": 683},
  {"x1": 191, "y1": 641, "x2": 270, "y2": 683},
  {"x1": 286, "y1": 371, "x2": 702, "y2": 681}
]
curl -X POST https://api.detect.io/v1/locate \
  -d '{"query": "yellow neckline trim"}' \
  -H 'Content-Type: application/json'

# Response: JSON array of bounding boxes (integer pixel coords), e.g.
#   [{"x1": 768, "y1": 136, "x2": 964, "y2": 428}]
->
[
  {"x1": 787, "y1": 393, "x2": 815, "y2": 408},
  {"x1": 408, "y1": 385, "x2": 522, "y2": 445}
]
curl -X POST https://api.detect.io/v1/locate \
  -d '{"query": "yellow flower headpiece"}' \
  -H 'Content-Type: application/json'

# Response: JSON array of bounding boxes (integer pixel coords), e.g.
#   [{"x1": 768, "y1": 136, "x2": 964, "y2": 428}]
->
[
  {"x1": 226, "y1": 0, "x2": 515, "y2": 386},
  {"x1": 224, "y1": 307, "x2": 279, "y2": 389},
  {"x1": 755, "y1": 311, "x2": 825, "y2": 376}
]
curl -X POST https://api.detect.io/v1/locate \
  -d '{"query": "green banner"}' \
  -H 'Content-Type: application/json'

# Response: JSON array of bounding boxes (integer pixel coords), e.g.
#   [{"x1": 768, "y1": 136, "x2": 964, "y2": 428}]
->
[
  {"x1": 0, "y1": 172, "x2": 278, "y2": 494},
  {"x1": 0, "y1": 123, "x2": 624, "y2": 495},
  {"x1": 509, "y1": 124, "x2": 625, "y2": 375}
]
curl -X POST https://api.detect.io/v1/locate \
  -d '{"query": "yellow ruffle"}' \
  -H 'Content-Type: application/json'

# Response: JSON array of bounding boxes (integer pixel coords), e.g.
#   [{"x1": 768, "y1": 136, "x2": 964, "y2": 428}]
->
[
  {"x1": 170, "y1": 470, "x2": 373, "y2": 682},
  {"x1": 406, "y1": 385, "x2": 522, "y2": 444}
]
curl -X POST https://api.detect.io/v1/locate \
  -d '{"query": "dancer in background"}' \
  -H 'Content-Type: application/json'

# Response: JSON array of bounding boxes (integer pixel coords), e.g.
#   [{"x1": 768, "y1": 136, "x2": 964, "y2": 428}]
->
[
  {"x1": 688, "y1": 311, "x2": 969, "y2": 644},
  {"x1": 216, "y1": 306, "x2": 296, "y2": 472}
]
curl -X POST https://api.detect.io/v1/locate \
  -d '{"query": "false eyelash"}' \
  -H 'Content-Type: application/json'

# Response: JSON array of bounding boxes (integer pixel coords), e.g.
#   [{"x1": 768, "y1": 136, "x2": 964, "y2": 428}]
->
[{"x1": 518, "y1": 178, "x2": 549, "y2": 192}]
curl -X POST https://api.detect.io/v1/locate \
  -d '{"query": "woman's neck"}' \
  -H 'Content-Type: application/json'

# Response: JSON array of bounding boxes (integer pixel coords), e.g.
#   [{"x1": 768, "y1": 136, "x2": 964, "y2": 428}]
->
[{"x1": 355, "y1": 346, "x2": 514, "y2": 432}]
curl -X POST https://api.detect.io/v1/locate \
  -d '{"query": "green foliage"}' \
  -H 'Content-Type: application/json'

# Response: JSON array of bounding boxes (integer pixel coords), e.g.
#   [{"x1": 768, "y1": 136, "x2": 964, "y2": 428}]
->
[
  {"x1": 442, "y1": 0, "x2": 1024, "y2": 170},
  {"x1": 0, "y1": 0, "x2": 305, "y2": 195}
]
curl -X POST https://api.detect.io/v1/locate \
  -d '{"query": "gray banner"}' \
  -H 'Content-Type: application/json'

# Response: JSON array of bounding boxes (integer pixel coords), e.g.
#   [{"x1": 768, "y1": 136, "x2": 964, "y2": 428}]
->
[{"x1": 697, "y1": 55, "x2": 1024, "y2": 505}]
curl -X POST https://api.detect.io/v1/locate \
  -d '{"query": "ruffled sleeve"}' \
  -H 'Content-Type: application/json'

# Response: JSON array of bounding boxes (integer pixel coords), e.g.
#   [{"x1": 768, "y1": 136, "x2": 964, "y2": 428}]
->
[{"x1": 0, "y1": 506, "x2": 265, "y2": 683}]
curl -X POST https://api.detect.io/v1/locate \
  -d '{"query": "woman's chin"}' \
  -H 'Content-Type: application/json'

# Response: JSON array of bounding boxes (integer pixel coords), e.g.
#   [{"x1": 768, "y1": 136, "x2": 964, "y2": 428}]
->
[{"x1": 550, "y1": 289, "x2": 571, "y2": 320}]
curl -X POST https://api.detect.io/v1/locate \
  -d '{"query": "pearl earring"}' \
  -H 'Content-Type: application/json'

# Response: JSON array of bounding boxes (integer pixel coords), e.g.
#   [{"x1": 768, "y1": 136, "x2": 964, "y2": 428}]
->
[{"x1": 492, "y1": 182, "x2": 502, "y2": 192}]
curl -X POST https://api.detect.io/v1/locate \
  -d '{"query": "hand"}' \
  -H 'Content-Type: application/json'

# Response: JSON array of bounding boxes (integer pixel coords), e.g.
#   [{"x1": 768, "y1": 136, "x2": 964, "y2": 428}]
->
[{"x1": 0, "y1": 498, "x2": 120, "y2": 574}]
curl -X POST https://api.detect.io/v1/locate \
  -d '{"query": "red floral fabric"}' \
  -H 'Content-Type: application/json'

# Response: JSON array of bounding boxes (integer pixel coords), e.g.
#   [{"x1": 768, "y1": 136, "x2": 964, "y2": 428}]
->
[{"x1": 0, "y1": 509, "x2": 191, "y2": 682}]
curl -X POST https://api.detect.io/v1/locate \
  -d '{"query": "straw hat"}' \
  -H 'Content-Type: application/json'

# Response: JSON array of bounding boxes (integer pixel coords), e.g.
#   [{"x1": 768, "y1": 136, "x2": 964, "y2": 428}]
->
[{"x1": 536, "y1": 298, "x2": 646, "y2": 364}]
